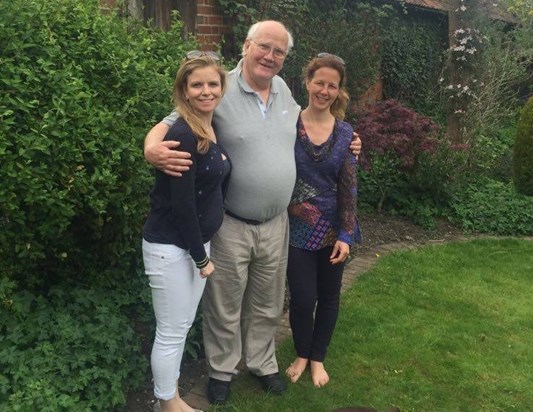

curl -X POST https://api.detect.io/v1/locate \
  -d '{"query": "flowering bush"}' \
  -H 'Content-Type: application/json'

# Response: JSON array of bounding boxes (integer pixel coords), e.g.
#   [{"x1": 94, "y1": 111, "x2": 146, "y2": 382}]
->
[{"x1": 440, "y1": 0, "x2": 530, "y2": 146}]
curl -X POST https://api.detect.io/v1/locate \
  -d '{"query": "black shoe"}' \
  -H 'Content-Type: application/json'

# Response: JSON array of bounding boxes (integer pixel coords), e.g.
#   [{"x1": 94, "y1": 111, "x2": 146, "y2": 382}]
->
[
  {"x1": 253, "y1": 372, "x2": 286, "y2": 395},
  {"x1": 207, "y1": 377, "x2": 231, "y2": 405}
]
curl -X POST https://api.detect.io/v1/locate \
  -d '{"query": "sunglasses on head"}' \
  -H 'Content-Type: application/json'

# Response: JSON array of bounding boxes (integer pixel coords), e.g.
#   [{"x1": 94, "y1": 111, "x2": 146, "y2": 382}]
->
[
  {"x1": 317, "y1": 52, "x2": 345, "y2": 66},
  {"x1": 186, "y1": 50, "x2": 221, "y2": 61}
]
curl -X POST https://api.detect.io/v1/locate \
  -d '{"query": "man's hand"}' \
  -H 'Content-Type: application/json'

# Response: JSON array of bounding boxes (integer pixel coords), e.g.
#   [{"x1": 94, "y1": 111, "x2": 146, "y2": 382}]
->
[
  {"x1": 200, "y1": 261, "x2": 215, "y2": 278},
  {"x1": 144, "y1": 122, "x2": 192, "y2": 177},
  {"x1": 350, "y1": 132, "x2": 362, "y2": 157},
  {"x1": 330, "y1": 241, "x2": 350, "y2": 265},
  {"x1": 144, "y1": 140, "x2": 192, "y2": 177}
]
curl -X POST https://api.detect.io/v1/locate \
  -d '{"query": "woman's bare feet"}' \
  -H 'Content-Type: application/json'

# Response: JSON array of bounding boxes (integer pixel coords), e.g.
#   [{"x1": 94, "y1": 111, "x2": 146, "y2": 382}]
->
[
  {"x1": 285, "y1": 357, "x2": 309, "y2": 383},
  {"x1": 310, "y1": 360, "x2": 330, "y2": 387}
]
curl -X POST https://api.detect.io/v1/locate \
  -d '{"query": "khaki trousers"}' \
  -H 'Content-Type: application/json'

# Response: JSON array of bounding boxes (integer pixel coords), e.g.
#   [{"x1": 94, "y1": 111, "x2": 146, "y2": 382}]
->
[{"x1": 202, "y1": 211, "x2": 289, "y2": 381}]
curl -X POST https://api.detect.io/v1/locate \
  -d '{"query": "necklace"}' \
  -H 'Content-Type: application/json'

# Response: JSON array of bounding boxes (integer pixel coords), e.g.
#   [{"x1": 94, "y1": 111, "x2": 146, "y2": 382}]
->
[{"x1": 297, "y1": 115, "x2": 338, "y2": 162}]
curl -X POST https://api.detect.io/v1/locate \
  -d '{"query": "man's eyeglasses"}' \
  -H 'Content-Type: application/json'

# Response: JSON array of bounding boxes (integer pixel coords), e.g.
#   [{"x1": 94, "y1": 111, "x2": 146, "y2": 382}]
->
[
  {"x1": 186, "y1": 50, "x2": 221, "y2": 61},
  {"x1": 317, "y1": 52, "x2": 345, "y2": 66},
  {"x1": 250, "y1": 40, "x2": 287, "y2": 59}
]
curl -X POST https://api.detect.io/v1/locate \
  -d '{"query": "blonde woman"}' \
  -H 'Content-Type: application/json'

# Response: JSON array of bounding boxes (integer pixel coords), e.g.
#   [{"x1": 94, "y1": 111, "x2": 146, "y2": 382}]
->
[{"x1": 142, "y1": 52, "x2": 229, "y2": 412}]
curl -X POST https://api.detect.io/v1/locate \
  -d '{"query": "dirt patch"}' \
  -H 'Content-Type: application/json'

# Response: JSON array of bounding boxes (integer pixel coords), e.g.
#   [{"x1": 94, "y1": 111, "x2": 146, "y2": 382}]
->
[
  {"x1": 124, "y1": 212, "x2": 465, "y2": 412},
  {"x1": 353, "y1": 211, "x2": 464, "y2": 251},
  {"x1": 125, "y1": 357, "x2": 207, "y2": 412}
]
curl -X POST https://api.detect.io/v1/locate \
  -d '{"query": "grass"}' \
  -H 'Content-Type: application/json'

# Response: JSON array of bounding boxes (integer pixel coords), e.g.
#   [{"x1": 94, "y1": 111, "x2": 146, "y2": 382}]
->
[{"x1": 210, "y1": 238, "x2": 533, "y2": 412}]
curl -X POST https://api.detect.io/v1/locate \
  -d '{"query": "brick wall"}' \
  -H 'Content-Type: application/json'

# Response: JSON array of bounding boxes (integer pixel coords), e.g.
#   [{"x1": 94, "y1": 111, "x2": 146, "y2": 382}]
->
[{"x1": 195, "y1": 0, "x2": 232, "y2": 50}]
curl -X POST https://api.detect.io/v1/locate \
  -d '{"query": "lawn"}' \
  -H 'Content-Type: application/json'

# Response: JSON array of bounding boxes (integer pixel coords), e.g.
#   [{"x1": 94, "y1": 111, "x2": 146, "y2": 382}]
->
[{"x1": 213, "y1": 238, "x2": 533, "y2": 412}]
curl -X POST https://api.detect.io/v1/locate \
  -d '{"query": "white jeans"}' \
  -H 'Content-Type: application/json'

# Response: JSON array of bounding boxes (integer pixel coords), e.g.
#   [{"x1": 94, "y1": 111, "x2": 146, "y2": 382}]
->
[{"x1": 142, "y1": 239, "x2": 208, "y2": 400}]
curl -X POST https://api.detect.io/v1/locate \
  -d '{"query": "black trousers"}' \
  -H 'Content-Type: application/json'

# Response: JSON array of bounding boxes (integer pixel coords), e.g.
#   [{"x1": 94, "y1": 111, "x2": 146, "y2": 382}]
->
[{"x1": 287, "y1": 245, "x2": 345, "y2": 362}]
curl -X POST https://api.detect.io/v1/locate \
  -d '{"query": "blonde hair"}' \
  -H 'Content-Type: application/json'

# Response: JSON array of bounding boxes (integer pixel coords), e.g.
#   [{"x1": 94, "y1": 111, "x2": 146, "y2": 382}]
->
[
  {"x1": 303, "y1": 55, "x2": 350, "y2": 120},
  {"x1": 172, "y1": 56, "x2": 227, "y2": 154}
]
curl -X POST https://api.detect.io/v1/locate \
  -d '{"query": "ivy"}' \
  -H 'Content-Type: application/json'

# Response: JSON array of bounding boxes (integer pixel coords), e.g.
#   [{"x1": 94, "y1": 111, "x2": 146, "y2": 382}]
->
[
  {"x1": 217, "y1": 0, "x2": 391, "y2": 106},
  {"x1": 381, "y1": 7, "x2": 448, "y2": 117}
]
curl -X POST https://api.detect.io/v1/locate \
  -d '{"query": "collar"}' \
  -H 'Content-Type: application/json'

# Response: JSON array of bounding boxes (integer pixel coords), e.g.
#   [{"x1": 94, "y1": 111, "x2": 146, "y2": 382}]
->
[{"x1": 233, "y1": 59, "x2": 279, "y2": 96}]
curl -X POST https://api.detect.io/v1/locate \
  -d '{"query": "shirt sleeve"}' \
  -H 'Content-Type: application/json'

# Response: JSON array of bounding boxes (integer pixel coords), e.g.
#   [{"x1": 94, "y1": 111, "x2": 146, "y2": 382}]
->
[
  {"x1": 337, "y1": 132, "x2": 362, "y2": 246},
  {"x1": 166, "y1": 128, "x2": 209, "y2": 268},
  {"x1": 161, "y1": 110, "x2": 179, "y2": 127}
]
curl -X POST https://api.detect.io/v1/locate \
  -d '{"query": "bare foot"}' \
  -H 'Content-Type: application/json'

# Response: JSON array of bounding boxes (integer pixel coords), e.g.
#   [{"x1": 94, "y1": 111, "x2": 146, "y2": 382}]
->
[
  {"x1": 159, "y1": 395, "x2": 196, "y2": 412},
  {"x1": 310, "y1": 360, "x2": 330, "y2": 387},
  {"x1": 285, "y1": 357, "x2": 308, "y2": 383}
]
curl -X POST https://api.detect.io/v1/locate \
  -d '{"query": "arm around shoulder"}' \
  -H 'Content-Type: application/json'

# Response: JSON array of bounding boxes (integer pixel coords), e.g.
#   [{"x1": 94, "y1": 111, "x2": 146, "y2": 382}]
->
[
  {"x1": 143, "y1": 122, "x2": 192, "y2": 177},
  {"x1": 144, "y1": 122, "x2": 170, "y2": 152}
]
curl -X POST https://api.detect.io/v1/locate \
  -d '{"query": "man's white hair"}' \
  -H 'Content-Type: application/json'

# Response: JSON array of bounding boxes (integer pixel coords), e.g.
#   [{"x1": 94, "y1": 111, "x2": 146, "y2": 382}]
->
[{"x1": 241, "y1": 20, "x2": 294, "y2": 56}]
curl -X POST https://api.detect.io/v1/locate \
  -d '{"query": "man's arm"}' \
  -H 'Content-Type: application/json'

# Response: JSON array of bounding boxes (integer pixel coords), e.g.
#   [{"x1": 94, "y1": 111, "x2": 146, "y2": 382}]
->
[{"x1": 144, "y1": 122, "x2": 192, "y2": 177}]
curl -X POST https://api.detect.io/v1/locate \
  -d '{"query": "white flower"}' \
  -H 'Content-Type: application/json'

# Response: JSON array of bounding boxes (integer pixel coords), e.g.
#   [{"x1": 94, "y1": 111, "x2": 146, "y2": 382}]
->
[
  {"x1": 460, "y1": 5, "x2": 467, "y2": 11},
  {"x1": 439, "y1": 77, "x2": 444, "y2": 82}
]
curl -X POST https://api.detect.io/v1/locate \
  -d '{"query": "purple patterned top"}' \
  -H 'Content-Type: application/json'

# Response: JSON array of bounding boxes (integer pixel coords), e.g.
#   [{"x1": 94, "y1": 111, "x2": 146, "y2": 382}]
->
[{"x1": 288, "y1": 115, "x2": 362, "y2": 251}]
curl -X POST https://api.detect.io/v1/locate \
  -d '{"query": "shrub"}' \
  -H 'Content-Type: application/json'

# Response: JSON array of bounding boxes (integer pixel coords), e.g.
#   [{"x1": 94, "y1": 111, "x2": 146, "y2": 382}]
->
[
  {"x1": 451, "y1": 178, "x2": 533, "y2": 235},
  {"x1": 0, "y1": 0, "x2": 198, "y2": 409},
  {"x1": 0, "y1": 278, "x2": 148, "y2": 411},
  {"x1": 513, "y1": 97, "x2": 533, "y2": 196},
  {"x1": 353, "y1": 100, "x2": 440, "y2": 214},
  {"x1": 0, "y1": 0, "x2": 195, "y2": 290}
]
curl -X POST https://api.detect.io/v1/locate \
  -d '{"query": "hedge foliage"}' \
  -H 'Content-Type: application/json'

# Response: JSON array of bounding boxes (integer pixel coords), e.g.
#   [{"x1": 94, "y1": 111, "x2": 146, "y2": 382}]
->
[
  {"x1": 0, "y1": 0, "x2": 194, "y2": 289},
  {"x1": 513, "y1": 97, "x2": 533, "y2": 196},
  {"x1": 0, "y1": 0, "x2": 196, "y2": 409}
]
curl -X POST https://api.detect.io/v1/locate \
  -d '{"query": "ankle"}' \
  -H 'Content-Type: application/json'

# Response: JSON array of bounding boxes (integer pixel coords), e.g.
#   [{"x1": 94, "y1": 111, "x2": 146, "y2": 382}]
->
[{"x1": 159, "y1": 396, "x2": 178, "y2": 412}]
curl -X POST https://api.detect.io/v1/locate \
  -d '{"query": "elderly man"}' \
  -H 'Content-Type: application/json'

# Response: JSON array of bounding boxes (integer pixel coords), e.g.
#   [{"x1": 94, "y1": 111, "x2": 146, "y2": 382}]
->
[{"x1": 144, "y1": 20, "x2": 361, "y2": 405}]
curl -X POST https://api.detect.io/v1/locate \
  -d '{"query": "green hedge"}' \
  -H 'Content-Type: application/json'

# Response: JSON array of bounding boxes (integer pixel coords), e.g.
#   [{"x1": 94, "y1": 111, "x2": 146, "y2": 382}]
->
[
  {"x1": 0, "y1": 0, "x2": 194, "y2": 289},
  {"x1": 0, "y1": 0, "x2": 196, "y2": 409}
]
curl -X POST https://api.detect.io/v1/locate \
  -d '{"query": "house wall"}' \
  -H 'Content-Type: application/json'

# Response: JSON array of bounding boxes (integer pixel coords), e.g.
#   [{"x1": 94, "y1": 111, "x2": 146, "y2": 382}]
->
[
  {"x1": 196, "y1": 0, "x2": 232, "y2": 50},
  {"x1": 99, "y1": 0, "x2": 231, "y2": 51}
]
